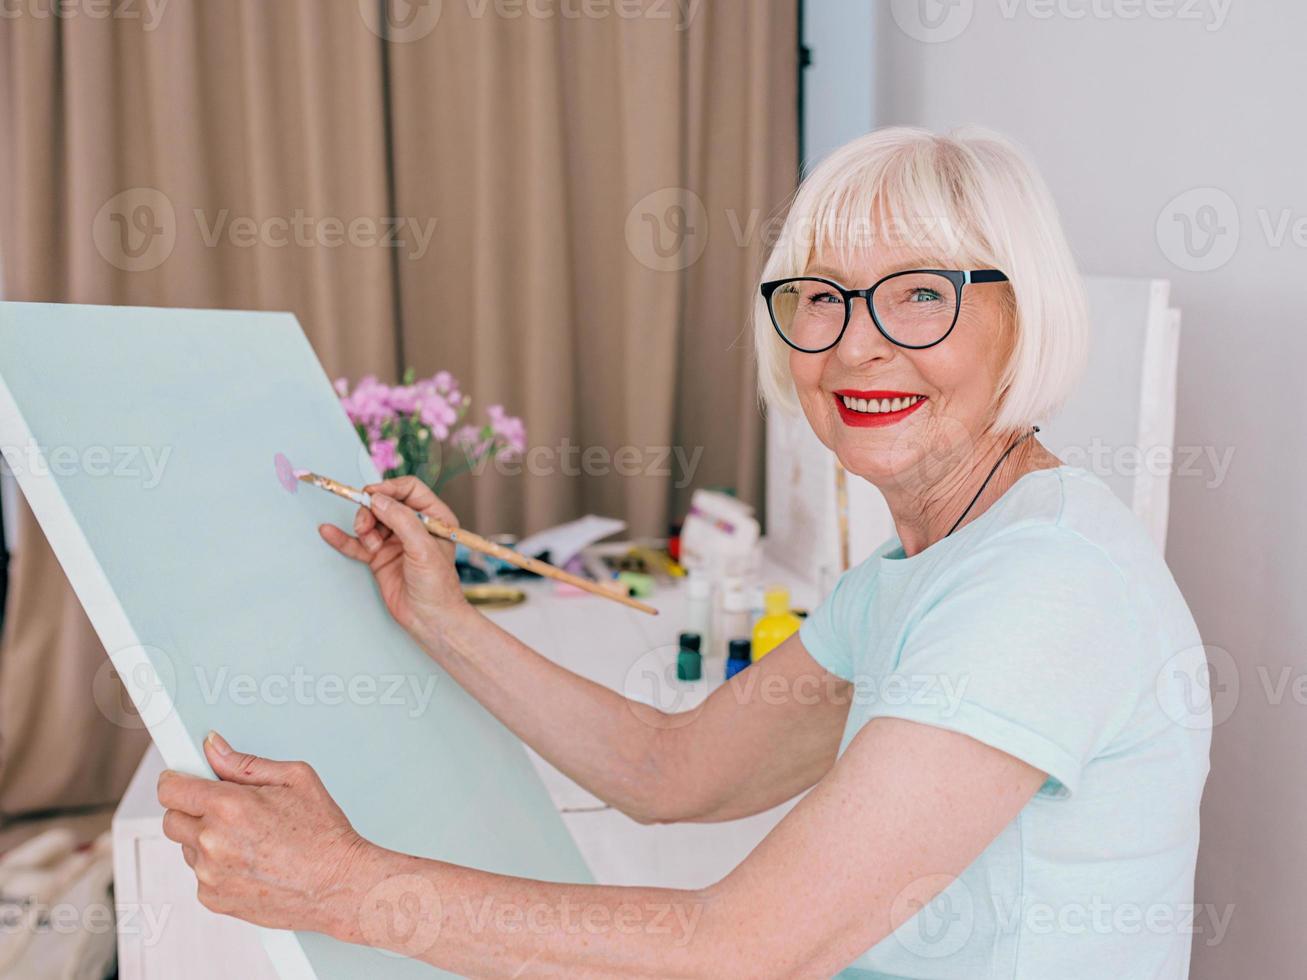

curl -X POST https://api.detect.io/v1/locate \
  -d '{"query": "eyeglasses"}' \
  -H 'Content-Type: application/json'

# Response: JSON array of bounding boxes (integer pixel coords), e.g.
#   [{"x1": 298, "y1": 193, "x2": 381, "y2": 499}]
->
[{"x1": 761, "y1": 269, "x2": 1009, "y2": 353}]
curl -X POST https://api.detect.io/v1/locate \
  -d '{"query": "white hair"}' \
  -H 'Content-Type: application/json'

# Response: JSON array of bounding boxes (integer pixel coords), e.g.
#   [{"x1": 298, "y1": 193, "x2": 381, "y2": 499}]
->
[{"x1": 755, "y1": 126, "x2": 1088, "y2": 433}]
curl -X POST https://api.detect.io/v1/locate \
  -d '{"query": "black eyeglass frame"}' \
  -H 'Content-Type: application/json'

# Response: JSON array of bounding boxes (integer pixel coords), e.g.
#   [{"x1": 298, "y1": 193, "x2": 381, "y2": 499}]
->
[{"x1": 760, "y1": 269, "x2": 1010, "y2": 353}]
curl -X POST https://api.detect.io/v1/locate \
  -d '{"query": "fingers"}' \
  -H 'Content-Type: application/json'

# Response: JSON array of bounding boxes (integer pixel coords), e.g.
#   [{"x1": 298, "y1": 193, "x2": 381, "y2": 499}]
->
[
  {"x1": 354, "y1": 504, "x2": 376, "y2": 536},
  {"x1": 320, "y1": 509, "x2": 392, "y2": 561},
  {"x1": 353, "y1": 506, "x2": 387, "y2": 553},
  {"x1": 369, "y1": 494, "x2": 439, "y2": 559},
  {"x1": 157, "y1": 770, "x2": 222, "y2": 817},
  {"x1": 319, "y1": 524, "x2": 372, "y2": 562},
  {"x1": 162, "y1": 808, "x2": 202, "y2": 848},
  {"x1": 204, "y1": 731, "x2": 312, "y2": 788},
  {"x1": 364, "y1": 477, "x2": 458, "y2": 527},
  {"x1": 364, "y1": 475, "x2": 435, "y2": 508}
]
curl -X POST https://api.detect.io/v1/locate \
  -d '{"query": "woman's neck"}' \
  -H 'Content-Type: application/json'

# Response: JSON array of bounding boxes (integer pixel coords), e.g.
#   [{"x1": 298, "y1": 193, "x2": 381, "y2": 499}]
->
[{"x1": 882, "y1": 430, "x2": 1063, "y2": 558}]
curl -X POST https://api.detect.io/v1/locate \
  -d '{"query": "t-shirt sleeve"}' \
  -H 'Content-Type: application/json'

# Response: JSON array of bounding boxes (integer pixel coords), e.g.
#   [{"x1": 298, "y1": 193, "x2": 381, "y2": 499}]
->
[
  {"x1": 862, "y1": 526, "x2": 1142, "y2": 797},
  {"x1": 799, "y1": 559, "x2": 873, "y2": 682}
]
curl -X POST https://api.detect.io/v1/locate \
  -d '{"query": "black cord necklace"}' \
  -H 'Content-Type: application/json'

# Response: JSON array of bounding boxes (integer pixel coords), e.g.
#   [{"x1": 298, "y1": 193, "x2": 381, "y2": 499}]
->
[{"x1": 944, "y1": 425, "x2": 1041, "y2": 538}]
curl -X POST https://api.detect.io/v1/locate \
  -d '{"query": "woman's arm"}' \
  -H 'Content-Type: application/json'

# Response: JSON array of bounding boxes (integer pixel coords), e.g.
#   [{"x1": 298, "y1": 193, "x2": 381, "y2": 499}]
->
[
  {"x1": 434, "y1": 611, "x2": 851, "y2": 823},
  {"x1": 160, "y1": 718, "x2": 1046, "y2": 978},
  {"x1": 324, "y1": 477, "x2": 851, "y2": 823}
]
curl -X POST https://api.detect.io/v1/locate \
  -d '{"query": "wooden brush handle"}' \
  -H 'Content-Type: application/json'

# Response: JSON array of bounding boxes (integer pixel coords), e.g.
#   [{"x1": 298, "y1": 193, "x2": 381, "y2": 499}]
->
[
  {"x1": 416, "y1": 514, "x2": 658, "y2": 616},
  {"x1": 296, "y1": 472, "x2": 657, "y2": 616}
]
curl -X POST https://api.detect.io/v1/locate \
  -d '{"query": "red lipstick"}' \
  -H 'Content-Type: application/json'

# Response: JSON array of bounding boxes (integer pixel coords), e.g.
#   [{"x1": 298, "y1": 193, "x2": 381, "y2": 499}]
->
[{"x1": 832, "y1": 389, "x2": 927, "y2": 428}]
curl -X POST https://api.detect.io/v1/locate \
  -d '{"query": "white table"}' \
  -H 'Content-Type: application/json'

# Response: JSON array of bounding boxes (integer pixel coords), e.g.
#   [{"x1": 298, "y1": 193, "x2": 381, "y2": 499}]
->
[{"x1": 113, "y1": 556, "x2": 816, "y2": 977}]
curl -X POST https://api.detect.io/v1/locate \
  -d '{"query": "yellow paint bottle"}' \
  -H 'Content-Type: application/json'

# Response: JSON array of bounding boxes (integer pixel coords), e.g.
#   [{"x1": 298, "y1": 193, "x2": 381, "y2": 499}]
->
[{"x1": 751, "y1": 586, "x2": 801, "y2": 661}]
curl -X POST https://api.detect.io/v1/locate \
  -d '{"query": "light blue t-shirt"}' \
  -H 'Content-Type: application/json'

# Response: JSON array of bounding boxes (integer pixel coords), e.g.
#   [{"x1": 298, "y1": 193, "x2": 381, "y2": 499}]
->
[{"x1": 799, "y1": 465, "x2": 1211, "y2": 979}]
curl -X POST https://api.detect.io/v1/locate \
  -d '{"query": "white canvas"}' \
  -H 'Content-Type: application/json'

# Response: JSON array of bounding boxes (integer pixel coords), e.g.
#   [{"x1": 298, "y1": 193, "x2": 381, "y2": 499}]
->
[{"x1": 0, "y1": 302, "x2": 591, "y2": 979}]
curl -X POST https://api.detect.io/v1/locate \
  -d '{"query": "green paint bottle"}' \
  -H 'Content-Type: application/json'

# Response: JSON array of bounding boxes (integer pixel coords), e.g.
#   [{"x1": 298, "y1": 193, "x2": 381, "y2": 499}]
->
[{"x1": 676, "y1": 631, "x2": 702, "y2": 681}]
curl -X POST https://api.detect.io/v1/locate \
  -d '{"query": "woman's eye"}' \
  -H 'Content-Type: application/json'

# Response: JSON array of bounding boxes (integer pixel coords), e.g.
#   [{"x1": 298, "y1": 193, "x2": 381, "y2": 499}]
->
[
  {"x1": 809, "y1": 290, "x2": 841, "y2": 305},
  {"x1": 908, "y1": 288, "x2": 943, "y2": 303}
]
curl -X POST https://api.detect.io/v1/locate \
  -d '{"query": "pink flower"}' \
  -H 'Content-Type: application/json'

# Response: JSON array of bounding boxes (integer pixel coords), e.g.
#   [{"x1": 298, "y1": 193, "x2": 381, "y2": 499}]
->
[
  {"x1": 487, "y1": 404, "x2": 527, "y2": 457},
  {"x1": 337, "y1": 370, "x2": 525, "y2": 481},
  {"x1": 387, "y1": 385, "x2": 421, "y2": 415},
  {"x1": 369, "y1": 437, "x2": 401, "y2": 474},
  {"x1": 343, "y1": 375, "x2": 397, "y2": 428},
  {"x1": 452, "y1": 424, "x2": 489, "y2": 457},
  {"x1": 419, "y1": 397, "x2": 457, "y2": 433}
]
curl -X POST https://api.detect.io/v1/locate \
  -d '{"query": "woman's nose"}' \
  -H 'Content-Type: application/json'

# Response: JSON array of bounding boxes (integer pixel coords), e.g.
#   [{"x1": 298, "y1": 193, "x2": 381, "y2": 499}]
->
[{"x1": 834, "y1": 297, "x2": 896, "y2": 368}]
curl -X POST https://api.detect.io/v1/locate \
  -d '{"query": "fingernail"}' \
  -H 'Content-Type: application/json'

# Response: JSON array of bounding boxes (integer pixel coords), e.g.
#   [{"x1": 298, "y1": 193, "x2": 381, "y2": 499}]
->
[
  {"x1": 206, "y1": 731, "x2": 231, "y2": 757},
  {"x1": 363, "y1": 532, "x2": 381, "y2": 553},
  {"x1": 372, "y1": 495, "x2": 390, "y2": 512}
]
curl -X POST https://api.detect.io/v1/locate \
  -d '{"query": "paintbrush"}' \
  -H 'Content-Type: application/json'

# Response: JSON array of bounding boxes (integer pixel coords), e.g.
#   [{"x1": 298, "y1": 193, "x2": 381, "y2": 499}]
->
[{"x1": 293, "y1": 468, "x2": 659, "y2": 617}]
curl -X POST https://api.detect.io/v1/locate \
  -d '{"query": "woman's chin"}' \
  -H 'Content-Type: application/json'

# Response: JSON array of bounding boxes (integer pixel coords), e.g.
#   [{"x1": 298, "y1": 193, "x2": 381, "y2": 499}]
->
[
  {"x1": 832, "y1": 438, "x2": 913, "y2": 488},
  {"x1": 803, "y1": 399, "x2": 940, "y2": 487}
]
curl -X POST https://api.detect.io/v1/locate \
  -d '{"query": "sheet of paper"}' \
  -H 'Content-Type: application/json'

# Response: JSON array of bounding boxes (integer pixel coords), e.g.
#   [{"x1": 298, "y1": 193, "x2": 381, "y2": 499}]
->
[{"x1": 514, "y1": 514, "x2": 626, "y2": 568}]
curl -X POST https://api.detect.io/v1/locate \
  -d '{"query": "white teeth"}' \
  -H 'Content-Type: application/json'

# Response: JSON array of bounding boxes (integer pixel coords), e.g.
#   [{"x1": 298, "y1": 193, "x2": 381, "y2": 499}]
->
[{"x1": 841, "y1": 395, "x2": 924, "y2": 415}]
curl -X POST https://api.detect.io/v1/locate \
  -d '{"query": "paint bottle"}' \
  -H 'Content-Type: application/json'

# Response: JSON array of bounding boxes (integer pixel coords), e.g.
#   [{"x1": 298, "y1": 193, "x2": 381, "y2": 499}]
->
[
  {"x1": 709, "y1": 574, "x2": 739, "y2": 668},
  {"x1": 751, "y1": 587, "x2": 802, "y2": 661},
  {"x1": 725, "y1": 638, "x2": 752, "y2": 680},
  {"x1": 685, "y1": 570, "x2": 713, "y2": 660},
  {"x1": 746, "y1": 585, "x2": 766, "y2": 629},
  {"x1": 676, "y1": 632, "x2": 702, "y2": 681},
  {"x1": 719, "y1": 582, "x2": 749, "y2": 666}
]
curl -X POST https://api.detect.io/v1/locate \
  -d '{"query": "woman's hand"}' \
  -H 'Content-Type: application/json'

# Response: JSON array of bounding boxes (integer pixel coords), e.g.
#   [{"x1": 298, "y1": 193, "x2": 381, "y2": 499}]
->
[
  {"x1": 318, "y1": 476, "x2": 470, "y2": 643},
  {"x1": 157, "y1": 732, "x2": 376, "y2": 934}
]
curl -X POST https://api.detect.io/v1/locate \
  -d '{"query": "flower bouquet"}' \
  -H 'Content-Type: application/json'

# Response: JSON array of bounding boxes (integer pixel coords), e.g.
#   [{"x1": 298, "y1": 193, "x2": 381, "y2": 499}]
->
[{"x1": 335, "y1": 369, "x2": 525, "y2": 490}]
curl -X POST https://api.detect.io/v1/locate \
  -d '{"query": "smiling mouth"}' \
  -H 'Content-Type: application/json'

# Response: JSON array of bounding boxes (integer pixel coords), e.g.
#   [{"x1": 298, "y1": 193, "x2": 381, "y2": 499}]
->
[{"x1": 832, "y1": 389, "x2": 928, "y2": 427}]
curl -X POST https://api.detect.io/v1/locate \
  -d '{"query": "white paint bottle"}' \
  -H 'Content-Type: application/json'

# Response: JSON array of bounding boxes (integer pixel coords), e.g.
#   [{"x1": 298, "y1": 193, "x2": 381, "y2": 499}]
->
[
  {"x1": 718, "y1": 578, "x2": 750, "y2": 668},
  {"x1": 686, "y1": 570, "x2": 714, "y2": 665}
]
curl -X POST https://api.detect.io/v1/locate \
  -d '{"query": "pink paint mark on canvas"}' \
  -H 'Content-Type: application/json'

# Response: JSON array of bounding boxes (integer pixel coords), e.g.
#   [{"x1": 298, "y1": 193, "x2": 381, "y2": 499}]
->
[{"x1": 274, "y1": 452, "x2": 298, "y2": 493}]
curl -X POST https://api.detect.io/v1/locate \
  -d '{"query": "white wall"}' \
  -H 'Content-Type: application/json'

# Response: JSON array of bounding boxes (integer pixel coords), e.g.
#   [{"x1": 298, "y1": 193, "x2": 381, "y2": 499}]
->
[
  {"x1": 865, "y1": 2, "x2": 1303, "y2": 976},
  {"x1": 801, "y1": 0, "x2": 875, "y2": 168}
]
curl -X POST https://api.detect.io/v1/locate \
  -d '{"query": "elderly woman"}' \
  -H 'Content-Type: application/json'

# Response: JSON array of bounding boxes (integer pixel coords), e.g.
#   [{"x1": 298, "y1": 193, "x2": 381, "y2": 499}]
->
[{"x1": 158, "y1": 128, "x2": 1210, "y2": 978}]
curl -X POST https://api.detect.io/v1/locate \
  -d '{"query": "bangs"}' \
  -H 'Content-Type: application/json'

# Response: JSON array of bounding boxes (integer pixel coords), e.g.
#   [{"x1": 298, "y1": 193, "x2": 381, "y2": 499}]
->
[{"x1": 797, "y1": 138, "x2": 994, "y2": 276}]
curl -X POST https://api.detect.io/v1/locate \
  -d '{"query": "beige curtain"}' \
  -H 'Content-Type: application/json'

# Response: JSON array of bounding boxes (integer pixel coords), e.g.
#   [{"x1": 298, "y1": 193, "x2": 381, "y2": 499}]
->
[
  {"x1": 387, "y1": 0, "x2": 796, "y2": 533},
  {"x1": 0, "y1": 0, "x2": 400, "y2": 818},
  {"x1": 0, "y1": 0, "x2": 796, "y2": 818}
]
